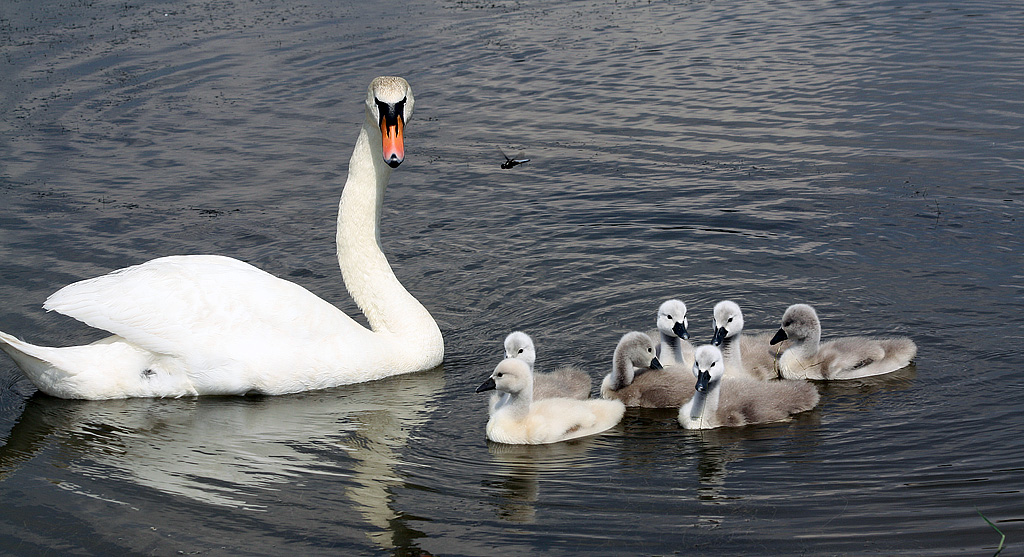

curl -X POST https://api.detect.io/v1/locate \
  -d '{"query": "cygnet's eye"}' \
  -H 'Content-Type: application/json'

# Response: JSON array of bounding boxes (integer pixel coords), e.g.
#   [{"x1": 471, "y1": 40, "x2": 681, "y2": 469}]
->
[
  {"x1": 495, "y1": 373, "x2": 503, "y2": 378},
  {"x1": 666, "y1": 314, "x2": 673, "y2": 320},
  {"x1": 727, "y1": 317, "x2": 734, "y2": 323},
  {"x1": 647, "y1": 347, "x2": 653, "y2": 353},
  {"x1": 710, "y1": 361, "x2": 716, "y2": 368},
  {"x1": 518, "y1": 348, "x2": 524, "y2": 354}
]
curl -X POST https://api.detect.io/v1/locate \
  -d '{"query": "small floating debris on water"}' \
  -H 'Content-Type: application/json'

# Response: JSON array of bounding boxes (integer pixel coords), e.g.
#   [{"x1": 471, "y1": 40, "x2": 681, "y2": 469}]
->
[{"x1": 499, "y1": 147, "x2": 530, "y2": 169}]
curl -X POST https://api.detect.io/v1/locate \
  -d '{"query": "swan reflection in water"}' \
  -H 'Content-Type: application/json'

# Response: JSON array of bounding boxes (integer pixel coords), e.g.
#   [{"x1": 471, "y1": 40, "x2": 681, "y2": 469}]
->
[{"x1": 0, "y1": 367, "x2": 443, "y2": 552}]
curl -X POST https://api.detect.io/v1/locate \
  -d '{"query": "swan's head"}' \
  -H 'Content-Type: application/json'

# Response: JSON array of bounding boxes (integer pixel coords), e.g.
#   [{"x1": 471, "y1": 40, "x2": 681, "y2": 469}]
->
[
  {"x1": 503, "y1": 331, "x2": 536, "y2": 367},
  {"x1": 711, "y1": 300, "x2": 744, "y2": 346},
  {"x1": 656, "y1": 299, "x2": 689, "y2": 340},
  {"x1": 770, "y1": 303, "x2": 820, "y2": 345},
  {"x1": 366, "y1": 76, "x2": 415, "y2": 168},
  {"x1": 614, "y1": 331, "x2": 664, "y2": 374},
  {"x1": 691, "y1": 345, "x2": 724, "y2": 392},
  {"x1": 476, "y1": 358, "x2": 532, "y2": 396}
]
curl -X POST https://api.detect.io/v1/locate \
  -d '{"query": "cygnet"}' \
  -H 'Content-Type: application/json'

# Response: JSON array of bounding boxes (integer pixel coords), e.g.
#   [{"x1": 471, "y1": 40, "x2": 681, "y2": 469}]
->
[
  {"x1": 601, "y1": 331, "x2": 692, "y2": 408},
  {"x1": 710, "y1": 300, "x2": 784, "y2": 381},
  {"x1": 769, "y1": 304, "x2": 918, "y2": 380},
  {"x1": 477, "y1": 359, "x2": 625, "y2": 445},
  {"x1": 679, "y1": 345, "x2": 820, "y2": 429},
  {"x1": 648, "y1": 299, "x2": 695, "y2": 368},
  {"x1": 490, "y1": 331, "x2": 592, "y2": 413}
]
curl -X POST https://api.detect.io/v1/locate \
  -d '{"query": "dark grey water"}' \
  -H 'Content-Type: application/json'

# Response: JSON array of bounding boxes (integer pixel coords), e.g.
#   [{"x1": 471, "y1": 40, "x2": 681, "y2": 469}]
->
[{"x1": 1, "y1": 0, "x2": 1022, "y2": 554}]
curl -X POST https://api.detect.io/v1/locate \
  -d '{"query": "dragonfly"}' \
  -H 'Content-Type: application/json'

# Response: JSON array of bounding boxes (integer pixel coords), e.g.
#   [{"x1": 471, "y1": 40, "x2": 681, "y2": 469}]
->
[{"x1": 499, "y1": 147, "x2": 530, "y2": 169}]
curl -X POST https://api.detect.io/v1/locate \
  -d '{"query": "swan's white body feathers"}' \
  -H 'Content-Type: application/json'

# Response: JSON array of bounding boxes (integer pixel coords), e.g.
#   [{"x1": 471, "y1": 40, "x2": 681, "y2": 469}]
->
[{"x1": 0, "y1": 76, "x2": 443, "y2": 399}]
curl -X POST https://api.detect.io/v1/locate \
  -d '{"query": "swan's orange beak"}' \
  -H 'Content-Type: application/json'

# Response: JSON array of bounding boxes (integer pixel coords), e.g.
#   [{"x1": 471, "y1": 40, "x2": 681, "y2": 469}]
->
[{"x1": 379, "y1": 108, "x2": 405, "y2": 168}]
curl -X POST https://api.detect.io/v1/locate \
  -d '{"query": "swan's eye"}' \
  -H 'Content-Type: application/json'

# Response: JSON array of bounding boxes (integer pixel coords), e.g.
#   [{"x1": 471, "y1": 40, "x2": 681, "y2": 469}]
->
[
  {"x1": 647, "y1": 347, "x2": 652, "y2": 353},
  {"x1": 518, "y1": 349, "x2": 524, "y2": 354},
  {"x1": 666, "y1": 314, "x2": 673, "y2": 320},
  {"x1": 495, "y1": 373, "x2": 503, "y2": 378},
  {"x1": 727, "y1": 317, "x2": 734, "y2": 323}
]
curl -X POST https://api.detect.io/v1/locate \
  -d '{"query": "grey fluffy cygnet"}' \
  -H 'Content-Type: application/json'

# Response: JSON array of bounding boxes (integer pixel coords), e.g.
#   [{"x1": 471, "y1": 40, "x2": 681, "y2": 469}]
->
[
  {"x1": 601, "y1": 331, "x2": 692, "y2": 408},
  {"x1": 770, "y1": 304, "x2": 917, "y2": 380},
  {"x1": 679, "y1": 345, "x2": 820, "y2": 430},
  {"x1": 490, "y1": 331, "x2": 592, "y2": 414}
]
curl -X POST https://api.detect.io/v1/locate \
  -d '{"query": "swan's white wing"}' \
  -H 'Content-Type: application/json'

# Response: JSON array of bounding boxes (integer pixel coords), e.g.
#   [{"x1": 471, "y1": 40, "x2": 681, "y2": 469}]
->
[{"x1": 43, "y1": 255, "x2": 365, "y2": 359}]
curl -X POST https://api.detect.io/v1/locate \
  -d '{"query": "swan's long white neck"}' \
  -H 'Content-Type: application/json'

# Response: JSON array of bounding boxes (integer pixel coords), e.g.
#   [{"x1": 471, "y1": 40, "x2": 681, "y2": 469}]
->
[{"x1": 336, "y1": 119, "x2": 441, "y2": 352}]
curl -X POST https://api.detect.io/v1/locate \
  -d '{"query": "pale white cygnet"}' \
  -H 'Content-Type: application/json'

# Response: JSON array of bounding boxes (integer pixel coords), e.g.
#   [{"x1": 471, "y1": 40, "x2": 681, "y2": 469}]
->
[
  {"x1": 679, "y1": 345, "x2": 820, "y2": 430},
  {"x1": 710, "y1": 300, "x2": 783, "y2": 381},
  {"x1": 600, "y1": 331, "x2": 691, "y2": 408},
  {"x1": 770, "y1": 304, "x2": 918, "y2": 380},
  {"x1": 476, "y1": 359, "x2": 625, "y2": 445},
  {"x1": 651, "y1": 299, "x2": 695, "y2": 368}
]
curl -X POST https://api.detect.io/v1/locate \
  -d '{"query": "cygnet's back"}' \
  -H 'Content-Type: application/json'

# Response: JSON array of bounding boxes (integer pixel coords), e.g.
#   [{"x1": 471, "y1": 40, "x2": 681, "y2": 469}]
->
[
  {"x1": 477, "y1": 359, "x2": 625, "y2": 445},
  {"x1": 679, "y1": 345, "x2": 820, "y2": 429},
  {"x1": 770, "y1": 304, "x2": 917, "y2": 380},
  {"x1": 601, "y1": 331, "x2": 691, "y2": 408}
]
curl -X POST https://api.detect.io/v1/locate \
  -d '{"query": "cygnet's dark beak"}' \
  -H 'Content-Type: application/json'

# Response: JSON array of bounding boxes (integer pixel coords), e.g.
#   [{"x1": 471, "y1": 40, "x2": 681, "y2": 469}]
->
[
  {"x1": 770, "y1": 328, "x2": 788, "y2": 345},
  {"x1": 649, "y1": 357, "x2": 664, "y2": 370},
  {"x1": 672, "y1": 322, "x2": 689, "y2": 340},
  {"x1": 694, "y1": 369, "x2": 712, "y2": 393},
  {"x1": 475, "y1": 377, "x2": 496, "y2": 393},
  {"x1": 711, "y1": 326, "x2": 728, "y2": 346}
]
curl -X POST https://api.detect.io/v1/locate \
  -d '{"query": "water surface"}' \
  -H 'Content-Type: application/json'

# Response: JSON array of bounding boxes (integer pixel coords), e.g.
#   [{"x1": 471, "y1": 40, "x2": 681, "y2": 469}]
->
[{"x1": 1, "y1": 0, "x2": 1021, "y2": 554}]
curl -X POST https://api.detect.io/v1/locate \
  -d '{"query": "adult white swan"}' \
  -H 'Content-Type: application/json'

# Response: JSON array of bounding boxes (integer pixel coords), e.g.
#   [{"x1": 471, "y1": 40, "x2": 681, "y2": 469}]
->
[{"x1": 0, "y1": 76, "x2": 444, "y2": 399}]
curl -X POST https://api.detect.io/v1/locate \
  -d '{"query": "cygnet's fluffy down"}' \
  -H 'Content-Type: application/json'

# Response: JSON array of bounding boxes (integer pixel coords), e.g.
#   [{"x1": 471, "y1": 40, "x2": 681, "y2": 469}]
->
[
  {"x1": 477, "y1": 359, "x2": 625, "y2": 445},
  {"x1": 710, "y1": 300, "x2": 787, "y2": 381},
  {"x1": 601, "y1": 331, "x2": 692, "y2": 408},
  {"x1": 679, "y1": 345, "x2": 819, "y2": 430},
  {"x1": 503, "y1": 331, "x2": 591, "y2": 400},
  {"x1": 646, "y1": 299, "x2": 695, "y2": 368},
  {"x1": 770, "y1": 304, "x2": 918, "y2": 380}
]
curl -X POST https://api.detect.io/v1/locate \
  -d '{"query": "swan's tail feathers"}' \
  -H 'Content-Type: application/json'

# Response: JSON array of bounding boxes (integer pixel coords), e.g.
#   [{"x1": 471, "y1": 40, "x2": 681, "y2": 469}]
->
[{"x1": 0, "y1": 330, "x2": 71, "y2": 387}]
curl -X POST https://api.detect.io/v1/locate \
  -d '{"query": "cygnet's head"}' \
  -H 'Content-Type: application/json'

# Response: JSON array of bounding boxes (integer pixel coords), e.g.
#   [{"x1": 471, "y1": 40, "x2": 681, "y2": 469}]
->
[
  {"x1": 711, "y1": 300, "x2": 744, "y2": 346},
  {"x1": 476, "y1": 358, "x2": 533, "y2": 396},
  {"x1": 503, "y1": 331, "x2": 536, "y2": 367},
  {"x1": 691, "y1": 345, "x2": 725, "y2": 392},
  {"x1": 615, "y1": 331, "x2": 664, "y2": 371},
  {"x1": 656, "y1": 299, "x2": 690, "y2": 340},
  {"x1": 366, "y1": 76, "x2": 415, "y2": 168},
  {"x1": 770, "y1": 303, "x2": 821, "y2": 345}
]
